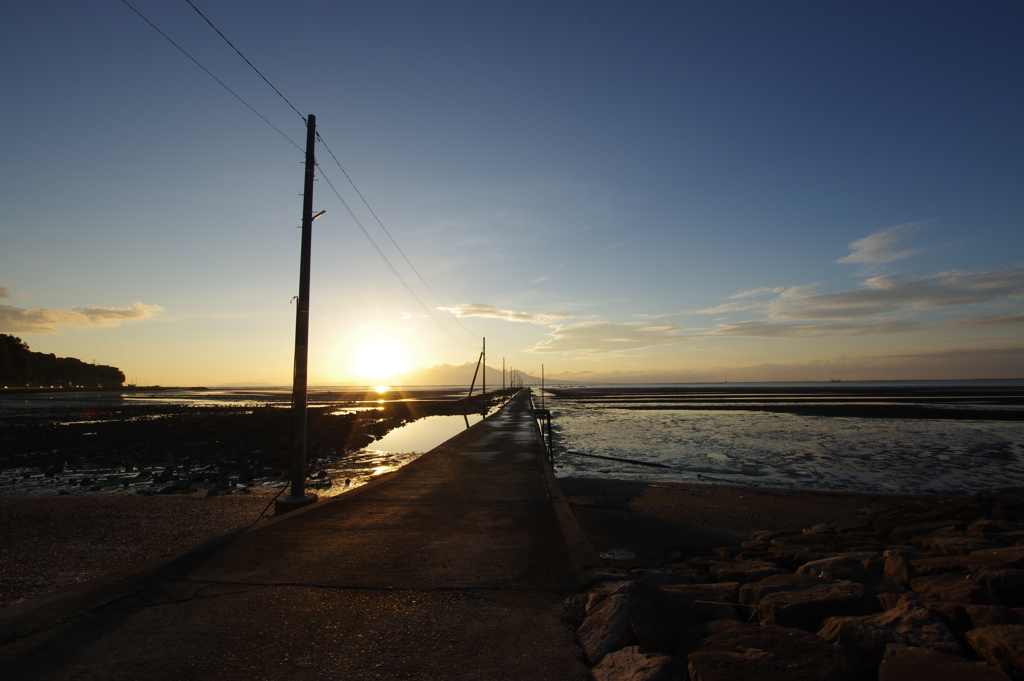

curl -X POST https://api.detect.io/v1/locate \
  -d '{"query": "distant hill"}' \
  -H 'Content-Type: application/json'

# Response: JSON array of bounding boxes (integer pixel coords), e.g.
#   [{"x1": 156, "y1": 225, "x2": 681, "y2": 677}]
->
[{"x1": 0, "y1": 334, "x2": 125, "y2": 388}]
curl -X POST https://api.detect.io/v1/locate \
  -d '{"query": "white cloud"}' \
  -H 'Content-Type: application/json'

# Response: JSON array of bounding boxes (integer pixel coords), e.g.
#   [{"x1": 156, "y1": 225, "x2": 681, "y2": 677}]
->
[
  {"x1": 778, "y1": 284, "x2": 817, "y2": 299},
  {"x1": 447, "y1": 303, "x2": 570, "y2": 324},
  {"x1": 703, "y1": 319, "x2": 923, "y2": 338},
  {"x1": 836, "y1": 222, "x2": 927, "y2": 264},
  {"x1": 766, "y1": 267, "x2": 1024, "y2": 321},
  {"x1": 542, "y1": 345, "x2": 1024, "y2": 383},
  {"x1": 729, "y1": 286, "x2": 785, "y2": 299},
  {"x1": 690, "y1": 301, "x2": 764, "y2": 314},
  {"x1": 528, "y1": 321, "x2": 684, "y2": 354},
  {"x1": 0, "y1": 302, "x2": 163, "y2": 334},
  {"x1": 517, "y1": 264, "x2": 1024, "y2": 356},
  {"x1": 945, "y1": 311, "x2": 1024, "y2": 327}
]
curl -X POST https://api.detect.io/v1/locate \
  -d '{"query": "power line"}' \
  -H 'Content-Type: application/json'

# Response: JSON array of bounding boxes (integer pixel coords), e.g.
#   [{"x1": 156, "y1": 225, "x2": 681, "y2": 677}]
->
[
  {"x1": 120, "y1": 0, "x2": 302, "y2": 151},
  {"x1": 125, "y1": 0, "x2": 482, "y2": 350},
  {"x1": 316, "y1": 135, "x2": 481, "y2": 340},
  {"x1": 176, "y1": 0, "x2": 479, "y2": 343},
  {"x1": 184, "y1": 0, "x2": 306, "y2": 122},
  {"x1": 316, "y1": 167, "x2": 477, "y2": 349}
]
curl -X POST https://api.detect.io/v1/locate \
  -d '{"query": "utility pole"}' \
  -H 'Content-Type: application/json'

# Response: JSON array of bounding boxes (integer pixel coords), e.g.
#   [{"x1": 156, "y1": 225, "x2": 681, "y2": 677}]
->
[
  {"x1": 276, "y1": 114, "x2": 319, "y2": 514},
  {"x1": 482, "y1": 337, "x2": 486, "y2": 407}
]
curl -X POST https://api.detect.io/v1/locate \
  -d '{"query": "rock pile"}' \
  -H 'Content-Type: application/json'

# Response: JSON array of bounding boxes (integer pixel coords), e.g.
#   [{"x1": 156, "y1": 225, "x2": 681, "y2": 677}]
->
[{"x1": 567, "y1": 493, "x2": 1024, "y2": 680}]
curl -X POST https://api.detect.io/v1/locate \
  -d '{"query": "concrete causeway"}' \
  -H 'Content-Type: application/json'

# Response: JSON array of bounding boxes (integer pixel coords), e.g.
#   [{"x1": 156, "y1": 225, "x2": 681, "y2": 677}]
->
[{"x1": 0, "y1": 390, "x2": 598, "y2": 680}]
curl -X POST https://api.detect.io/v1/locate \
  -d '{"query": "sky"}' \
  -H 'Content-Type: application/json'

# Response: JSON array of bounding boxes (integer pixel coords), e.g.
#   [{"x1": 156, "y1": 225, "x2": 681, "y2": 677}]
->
[{"x1": 2, "y1": 1, "x2": 1023, "y2": 385}]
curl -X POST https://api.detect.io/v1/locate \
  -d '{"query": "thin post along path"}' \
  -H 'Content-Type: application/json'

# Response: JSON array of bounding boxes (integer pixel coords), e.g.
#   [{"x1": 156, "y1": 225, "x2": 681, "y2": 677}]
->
[{"x1": 0, "y1": 390, "x2": 593, "y2": 681}]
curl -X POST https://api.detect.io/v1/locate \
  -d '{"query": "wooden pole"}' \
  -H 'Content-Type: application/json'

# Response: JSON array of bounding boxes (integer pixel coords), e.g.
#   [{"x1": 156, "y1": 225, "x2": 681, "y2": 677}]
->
[{"x1": 278, "y1": 114, "x2": 318, "y2": 513}]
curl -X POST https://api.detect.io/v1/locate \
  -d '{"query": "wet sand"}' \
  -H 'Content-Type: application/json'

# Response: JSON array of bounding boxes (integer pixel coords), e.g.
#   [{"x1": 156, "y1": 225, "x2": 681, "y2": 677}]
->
[{"x1": 559, "y1": 476, "x2": 932, "y2": 534}]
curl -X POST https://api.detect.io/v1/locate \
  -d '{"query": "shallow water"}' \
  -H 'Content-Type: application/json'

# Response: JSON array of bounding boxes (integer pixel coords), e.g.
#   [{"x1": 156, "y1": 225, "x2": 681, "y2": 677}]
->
[
  {"x1": 1, "y1": 395, "x2": 498, "y2": 498},
  {"x1": 548, "y1": 393, "x2": 1024, "y2": 495},
  {"x1": 364, "y1": 413, "x2": 485, "y2": 453}
]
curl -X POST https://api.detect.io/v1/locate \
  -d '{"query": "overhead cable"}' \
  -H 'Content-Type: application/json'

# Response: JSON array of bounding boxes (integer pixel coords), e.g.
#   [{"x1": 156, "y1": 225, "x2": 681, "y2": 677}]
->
[
  {"x1": 120, "y1": 0, "x2": 301, "y2": 151},
  {"x1": 124, "y1": 0, "x2": 481, "y2": 349},
  {"x1": 317, "y1": 168, "x2": 477, "y2": 349},
  {"x1": 316, "y1": 135, "x2": 481, "y2": 340},
  {"x1": 184, "y1": 0, "x2": 306, "y2": 122}
]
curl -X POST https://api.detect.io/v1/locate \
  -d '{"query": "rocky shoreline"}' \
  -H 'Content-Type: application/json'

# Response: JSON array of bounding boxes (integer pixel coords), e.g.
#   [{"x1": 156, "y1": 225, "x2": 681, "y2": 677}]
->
[{"x1": 566, "y1": 491, "x2": 1024, "y2": 680}]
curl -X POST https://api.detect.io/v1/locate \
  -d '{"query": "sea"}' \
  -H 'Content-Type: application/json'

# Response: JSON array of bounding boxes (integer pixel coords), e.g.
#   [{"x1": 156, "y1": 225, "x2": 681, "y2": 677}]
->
[
  {"x1": 542, "y1": 380, "x2": 1024, "y2": 496},
  {"x1": 3, "y1": 380, "x2": 1023, "y2": 497}
]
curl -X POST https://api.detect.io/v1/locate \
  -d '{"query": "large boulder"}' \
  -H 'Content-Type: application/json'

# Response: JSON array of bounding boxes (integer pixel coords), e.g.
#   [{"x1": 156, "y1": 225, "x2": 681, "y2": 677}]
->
[
  {"x1": 625, "y1": 579, "x2": 701, "y2": 653},
  {"x1": 920, "y1": 600, "x2": 1024, "y2": 633},
  {"x1": 835, "y1": 519, "x2": 877, "y2": 535},
  {"x1": 969, "y1": 547, "x2": 1024, "y2": 569},
  {"x1": 590, "y1": 646, "x2": 685, "y2": 681},
  {"x1": 585, "y1": 580, "x2": 632, "y2": 613},
  {"x1": 966, "y1": 625, "x2": 1024, "y2": 680},
  {"x1": 709, "y1": 560, "x2": 788, "y2": 584},
  {"x1": 662, "y1": 582, "x2": 740, "y2": 604},
  {"x1": 886, "y1": 554, "x2": 1006, "y2": 585},
  {"x1": 577, "y1": 593, "x2": 635, "y2": 665},
  {"x1": 890, "y1": 521, "x2": 964, "y2": 542},
  {"x1": 757, "y1": 580, "x2": 878, "y2": 630},
  {"x1": 771, "y1": 532, "x2": 834, "y2": 547},
  {"x1": 739, "y1": 573, "x2": 833, "y2": 605},
  {"x1": 919, "y1": 536, "x2": 1002, "y2": 555},
  {"x1": 817, "y1": 596, "x2": 963, "y2": 665},
  {"x1": 631, "y1": 568, "x2": 704, "y2": 586},
  {"x1": 659, "y1": 583, "x2": 741, "y2": 621},
  {"x1": 878, "y1": 644, "x2": 1011, "y2": 681},
  {"x1": 969, "y1": 519, "x2": 1020, "y2": 537},
  {"x1": 976, "y1": 569, "x2": 1024, "y2": 607},
  {"x1": 910, "y1": 573, "x2": 1001, "y2": 604},
  {"x1": 686, "y1": 621, "x2": 865, "y2": 681},
  {"x1": 796, "y1": 555, "x2": 882, "y2": 585}
]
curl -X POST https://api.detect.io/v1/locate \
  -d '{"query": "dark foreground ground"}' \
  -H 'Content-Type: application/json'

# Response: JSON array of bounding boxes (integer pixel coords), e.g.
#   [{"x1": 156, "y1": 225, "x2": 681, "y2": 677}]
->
[
  {"x1": 1, "y1": 475, "x2": 948, "y2": 609},
  {"x1": 0, "y1": 388, "x2": 509, "y2": 607}
]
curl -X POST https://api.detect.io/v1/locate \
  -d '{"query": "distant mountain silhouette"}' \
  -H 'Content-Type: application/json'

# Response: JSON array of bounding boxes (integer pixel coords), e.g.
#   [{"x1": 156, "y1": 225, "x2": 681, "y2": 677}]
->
[
  {"x1": 0, "y1": 334, "x2": 125, "y2": 388},
  {"x1": 393, "y1": 362, "x2": 538, "y2": 386}
]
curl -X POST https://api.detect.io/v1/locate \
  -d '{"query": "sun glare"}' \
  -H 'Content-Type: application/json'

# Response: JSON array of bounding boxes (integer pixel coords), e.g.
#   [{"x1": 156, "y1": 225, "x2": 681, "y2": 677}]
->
[{"x1": 350, "y1": 334, "x2": 412, "y2": 381}]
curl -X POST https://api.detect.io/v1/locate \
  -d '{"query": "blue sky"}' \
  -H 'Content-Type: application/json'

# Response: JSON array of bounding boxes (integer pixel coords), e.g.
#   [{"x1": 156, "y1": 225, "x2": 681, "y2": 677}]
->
[{"x1": 2, "y1": 1, "x2": 1023, "y2": 384}]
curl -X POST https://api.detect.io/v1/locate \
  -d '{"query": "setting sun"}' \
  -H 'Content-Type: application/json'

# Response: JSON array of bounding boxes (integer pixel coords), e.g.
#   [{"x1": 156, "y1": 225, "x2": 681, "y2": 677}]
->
[{"x1": 349, "y1": 334, "x2": 412, "y2": 381}]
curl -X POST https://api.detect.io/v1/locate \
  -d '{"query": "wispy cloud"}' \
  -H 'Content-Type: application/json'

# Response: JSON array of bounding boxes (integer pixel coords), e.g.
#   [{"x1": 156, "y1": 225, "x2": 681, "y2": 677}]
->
[
  {"x1": 524, "y1": 265, "x2": 1024, "y2": 356},
  {"x1": 528, "y1": 275, "x2": 549, "y2": 284},
  {"x1": 704, "y1": 319, "x2": 923, "y2": 338},
  {"x1": 767, "y1": 267, "x2": 1024, "y2": 321},
  {"x1": 543, "y1": 345, "x2": 1024, "y2": 383},
  {"x1": 0, "y1": 286, "x2": 10, "y2": 299},
  {"x1": 836, "y1": 222, "x2": 928, "y2": 264},
  {"x1": 779, "y1": 284, "x2": 817, "y2": 299},
  {"x1": 447, "y1": 303, "x2": 570, "y2": 324},
  {"x1": 0, "y1": 302, "x2": 164, "y2": 334},
  {"x1": 945, "y1": 311, "x2": 1024, "y2": 327},
  {"x1": 634, "y1": 311, "x2": 681, "y2": 319},
  {"x1": 729, "y1": 286, "x2": 786, "y2": 299},
  {"x1": 690, "y1": 301, "x2": 764, "y2": 314},
  {"x1": 528, "y1": 321, "x2": 684, "y2": 354}
]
